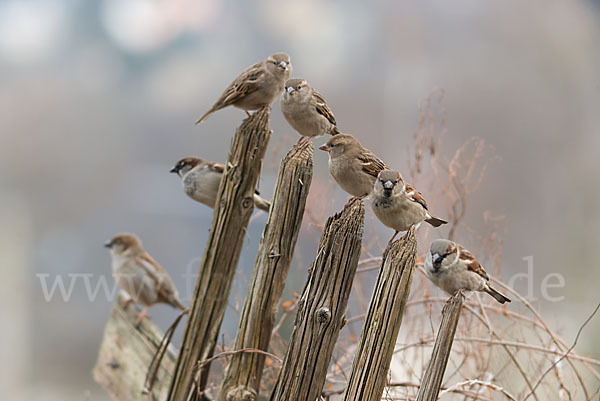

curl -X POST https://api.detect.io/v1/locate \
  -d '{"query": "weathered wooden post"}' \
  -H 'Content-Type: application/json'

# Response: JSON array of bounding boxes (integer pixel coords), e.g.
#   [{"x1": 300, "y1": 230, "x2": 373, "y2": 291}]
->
[
  {"x1": 415, "y1": 292, "x2": 464, "y2": 401},
  {"x1": 167, "y1": 107, "x2": 272, "y2": 401},
  {"x1": 341, "y1": 228, "x2": 417, "y2": 401},
  {"x1": 217, "y1": 141, "x2": 314, "y2": 401},
  {"x1": 93, "y1": 292, "x2": 177, "y2": 401},
  {"x1": 269, "y1": 200, "x2": 365, "y2": 401}
]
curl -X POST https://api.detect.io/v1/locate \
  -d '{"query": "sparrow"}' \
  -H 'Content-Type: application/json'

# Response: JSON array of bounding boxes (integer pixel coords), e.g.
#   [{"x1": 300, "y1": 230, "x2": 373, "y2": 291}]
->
[
  {"x1": 170, "y1": 157, "x2": 271, "y2": 212},
  {"x1": 280, "y1": 78, "x2": 340, "y2": 145},
  {"x1": 371, "y1": 170, "x2": 447, "y2": 242},
  {"x1": 104, "y1": 233, "x2": 186, "y2": 324},
  {"x1": 424, "y1": 239, "x2": 511, "y2": 304},
  {"x1": 196, "y1": 53, "x2": 291, "y2": 124},
  {"x1": 318, "y1": 134, "x2": 389, "y2": 200}
]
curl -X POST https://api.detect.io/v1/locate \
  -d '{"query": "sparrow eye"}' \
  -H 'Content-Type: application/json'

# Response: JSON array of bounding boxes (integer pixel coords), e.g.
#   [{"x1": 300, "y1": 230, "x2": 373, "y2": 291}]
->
[{"x1": 297, "y1": 85, "x2": 302, "y2": 90}]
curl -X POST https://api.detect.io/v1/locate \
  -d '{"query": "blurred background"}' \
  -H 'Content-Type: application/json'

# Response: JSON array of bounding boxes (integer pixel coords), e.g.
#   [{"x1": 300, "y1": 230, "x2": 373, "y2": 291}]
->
[{"x1": 1, "y1": 0, "x2": 599, "y2": 399}]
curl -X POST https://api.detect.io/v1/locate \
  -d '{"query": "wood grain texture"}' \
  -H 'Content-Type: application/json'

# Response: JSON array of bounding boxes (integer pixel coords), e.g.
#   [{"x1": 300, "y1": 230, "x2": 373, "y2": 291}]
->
[
  {"x1": 269, "y1": 199, "x2": 365, "y2": 401},
  {"x1": 218, "y1": 141, "x2": 314, "y2": 401},
  {"x1": 341, "y1": 228, "x2": 417, "y2": 401},
  {"x1": 416, "y1": 292, "x2": 464, "y2": 401},
  {"x1": 93, "y1": 291, "x2": 177, "y2": 401},
  {"x1": 167, "y1": 107, "x2": 272, "y2": 401}
]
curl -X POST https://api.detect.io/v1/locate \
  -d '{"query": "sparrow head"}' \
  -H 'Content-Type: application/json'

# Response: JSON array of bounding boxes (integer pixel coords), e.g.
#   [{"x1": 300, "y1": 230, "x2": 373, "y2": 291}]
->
[
  {"x1": 427, "y1": 239, "x2": 459, "y2": 272},
  {"x1": 318, "y1": 133, "x2": 360, "y2": 158},
  {"x1": 284, "y1": 78, "x2": 309, "y2": 98},
  {"x1": 170, "y1": 157, "x2": 203, "y2": 177},
  {"x1": 374, "y1": 170, "x2": 404, "y2": 198},
  {"x1": 267, "y1": 53, "x2": 291, "y2": 75},
  {"x1": 104, "y1": 233, "x2": 143, "y2": 255}
]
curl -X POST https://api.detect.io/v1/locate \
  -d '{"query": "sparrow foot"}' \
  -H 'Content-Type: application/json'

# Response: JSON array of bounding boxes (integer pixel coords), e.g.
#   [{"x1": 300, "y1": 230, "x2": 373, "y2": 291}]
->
[{"x1": 135, "y1": 307, "x2": 150, "y2": 326}]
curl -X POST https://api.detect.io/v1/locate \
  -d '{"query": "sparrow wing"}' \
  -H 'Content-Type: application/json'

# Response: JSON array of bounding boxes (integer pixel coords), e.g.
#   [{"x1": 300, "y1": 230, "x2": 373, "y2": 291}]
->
[
  {"x1": 313, "y1": 91, "x2": 337, "y2": 126},
  {"x1": 358, "y1": 150, "x2": 389, "y2": 178},
  {"x1": 404, "y1": 184, "x2": 429, "y2": 210},
  {"x1": 218, "y1": 62, "x2": 265, "y2": 107},
  {"x1": 458, "y1": 245, "x2": 489, "y2": 281},
  {"x1": 137, "y1": 252, "x2": 176, "y2": 301},
  {"x1": 206, "y1": 162, "x2": 225, "y2": 173}
]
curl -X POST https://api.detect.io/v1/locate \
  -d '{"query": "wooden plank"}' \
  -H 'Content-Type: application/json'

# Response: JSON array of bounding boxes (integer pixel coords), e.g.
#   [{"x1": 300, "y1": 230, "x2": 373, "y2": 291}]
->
[
  {"x1": 341, "y1": 229, "x2": 417, "y2": 401},
  {"x1": 416, "y1": 292, "x2": 464, "y2": 401},
  {"x1": 167, "y1": 107, "x2": 272, "y2": 401},
  {"x1": 269, "y1": 200, "x2": 365, "y2": 401},
  {"x1": 218, "y1": 141, "x2": 314, "y2": 401},
  {"x1": 93, "y1": 291, "x2": 177, "y2": 401}
]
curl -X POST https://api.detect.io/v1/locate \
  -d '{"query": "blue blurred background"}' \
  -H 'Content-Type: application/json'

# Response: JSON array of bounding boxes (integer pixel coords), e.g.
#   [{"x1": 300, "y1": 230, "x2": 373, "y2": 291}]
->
[{"x1": 1, "y1": 0, "x2": 599, "y2": 399}]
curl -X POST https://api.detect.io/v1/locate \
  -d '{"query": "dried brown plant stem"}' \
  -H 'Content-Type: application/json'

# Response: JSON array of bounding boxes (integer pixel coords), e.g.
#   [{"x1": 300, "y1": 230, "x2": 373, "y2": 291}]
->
[
  {"x1": 492, "y1": 278, "x2": 595, "y2": 394},
  {"x1": 341, "y1": 228, "x2": 417, "y2": 401},
  {"x1": 523, "y1": 300, "x2": 600, "y2": 401},
  {"x1": 167, "y1": 107, "x2": 272, "y2": 401},
  {"x1": 217, "y1": 141, "x2": 314, "y2": 401},
  {"x1": 269, "y1": 200, "x2": 365, "y2": 401}
]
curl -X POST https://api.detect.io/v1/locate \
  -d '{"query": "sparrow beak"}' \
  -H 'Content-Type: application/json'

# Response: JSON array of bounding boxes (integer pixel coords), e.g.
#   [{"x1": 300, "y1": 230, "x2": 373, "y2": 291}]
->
[
  {"x1": 104, "y1": 240, "x2": 113, "y2": 249},
  {"x1": 431, "y1": 253, "x2": 440, "y2": 262},
  {"x1": 383, "y1": 180, "x2": 394, "y2": 189},
  {"x1": 279, "y1": 61, "x2": 289, "y2": 71},
  {"x1": 170, "y1": 166, "x2": 180, "y2": 176},
  {"x1": 318, "y1": 144, "x2": 329, "y2": 152},
  {"x1": 286, "y1": 86, "x2": 295, "y2": 94}
]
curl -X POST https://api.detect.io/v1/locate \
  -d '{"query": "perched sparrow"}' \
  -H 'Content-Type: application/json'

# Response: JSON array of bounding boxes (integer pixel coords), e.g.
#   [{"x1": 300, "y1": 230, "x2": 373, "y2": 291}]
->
[
  {"x1": 170, "y1": 157, "x2": 271, "y2": 212},
  {"x1": 196, "y1": 53, "x2": 291, "y2": 124},
  {"x1": 104, "y1": 233, "x2": 186, "y2": 324},
  {"x1": 424, "y1": 239, "x2": 511, "y2": 304},
  {"x1": 280, "y1": 78, "x2": 340, "y2": 144},
  {"x1": 371, "y1": 170, "x2": 447, "y2": 242},
  {"x1": 318, "y1": 134, "x2": 389, "y2": 200}
]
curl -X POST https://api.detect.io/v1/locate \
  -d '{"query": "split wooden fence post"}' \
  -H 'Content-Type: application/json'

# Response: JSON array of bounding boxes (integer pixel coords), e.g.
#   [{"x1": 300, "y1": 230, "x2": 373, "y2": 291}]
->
[
  {"x1": 217, "y1": 141, "x2": 314, "y2": 401},
  {"x1": 93, "y1": 292, "x2": 177, "y2": 401},
  {"x1": 167, "y1": 107, "x2": 272, "y2": 401},
  {"x1": 269, "y1": 200, "x2": 365, "y2": 401},
  {"x1": 416, "y1": 292, "x2": 464, "y2": 401},
  {"x1": 341, "y1": 228, "x2": 417, "y2": 401}
]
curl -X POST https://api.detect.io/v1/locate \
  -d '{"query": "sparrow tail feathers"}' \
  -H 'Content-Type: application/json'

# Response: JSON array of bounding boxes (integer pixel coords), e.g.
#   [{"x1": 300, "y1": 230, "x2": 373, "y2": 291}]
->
[
  {"x1": 485, "y1": 286, "x2": 511, "y2": 304},
  {"x1": 253, "y1": 194, "x2": 271, "y2": 212},
  {"x1": 425, "y1": 216, "x2": 448, "y2": 227}
]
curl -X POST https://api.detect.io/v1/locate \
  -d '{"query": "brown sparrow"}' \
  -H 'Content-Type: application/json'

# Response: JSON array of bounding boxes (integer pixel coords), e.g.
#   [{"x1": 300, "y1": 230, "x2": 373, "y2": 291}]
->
[
  {"x1": 104, "y1": 233, "x2": 186, "y2": 324},
  {"x1": 196, "y1": 53, "x2": 291, "y2": 123},
  {"x1": 318, "y1": 133, "x2": 389, "y2": 200},
  {"x1": 170, "y1": 157, "x2": 271, "y2": 212},
  {"x1": 424, "y1": 239, "x2": 511, "y2": 304},
  {"x1": 280, "y1": 78, "x2": 339, "y2": 144},
  {"x1": 371, "y1": 170, "x2": 447, "y2": 242}
]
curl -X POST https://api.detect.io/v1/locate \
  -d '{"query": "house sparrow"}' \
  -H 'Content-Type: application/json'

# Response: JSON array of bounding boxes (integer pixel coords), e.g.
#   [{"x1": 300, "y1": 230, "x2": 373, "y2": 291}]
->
[
  {"x1": 104, "y1": 233, "x2": 186, "y2": 324},
  {"x1": 424, "y1": 239, "x2": 511, "y2": 304},
  {"x1": 280, "y1": 78, "x2": 340, "y2": 145},
  {"x1": 170, "y1": 157, "x2": 271, "y2": 212},
  {"x1": 196, "y1": 53, "x2": 291, "y2": 124},
  {"x1": 371, "y1": 170, "x2": 447, "y2": 242},
  {"x1": 318, "y1": 134, "x2": 389, "y2": 200}
]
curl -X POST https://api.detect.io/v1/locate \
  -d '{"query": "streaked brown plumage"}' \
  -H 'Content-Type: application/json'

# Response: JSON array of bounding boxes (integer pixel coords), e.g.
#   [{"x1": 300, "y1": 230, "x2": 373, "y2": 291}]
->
[
  {"x1": 424, "y1": 239, "x2": 511, "y2": 304},
  {"x1": 196, "y1": 53, "x2": 291, "y2": 124},
  {"x1": 280, "y1": 78, "x2": 340, "y2": 143},
  {"x1": 105, "y1": 233, "x2": 186, "y2": 324},
  {"x1": 170, "y1": 157, "x2": 271, "y2": 212},
  {"x1": 319, "y1": 133, "x2": 388, "y2": 199},
  {"x1": 371, "y1": 170, "x2": 447, "y2": 242}
]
